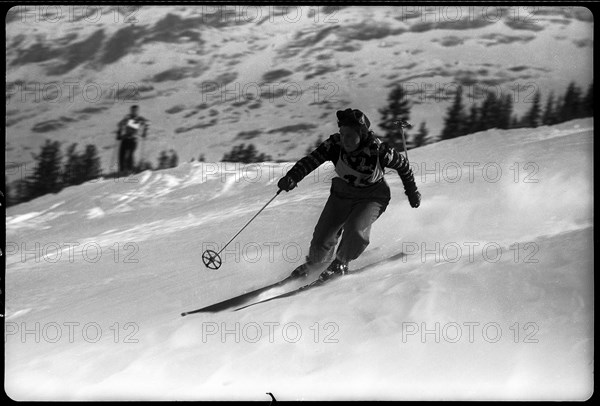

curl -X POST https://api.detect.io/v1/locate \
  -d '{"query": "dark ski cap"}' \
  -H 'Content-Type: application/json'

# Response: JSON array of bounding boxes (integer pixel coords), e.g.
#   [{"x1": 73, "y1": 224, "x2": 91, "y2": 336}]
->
[{"x1": 336, "y1": 108, "x2": 371, "y2": 130}]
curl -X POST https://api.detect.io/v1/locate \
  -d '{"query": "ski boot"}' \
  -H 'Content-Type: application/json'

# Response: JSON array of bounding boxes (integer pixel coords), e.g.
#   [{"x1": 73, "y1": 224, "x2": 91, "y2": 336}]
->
[
  {"x1": 319, "y1": 258, "x2": 349, "y2": 281},
  {"x1": 290, "y1": 262, "x2": 314, "y2": 278}
]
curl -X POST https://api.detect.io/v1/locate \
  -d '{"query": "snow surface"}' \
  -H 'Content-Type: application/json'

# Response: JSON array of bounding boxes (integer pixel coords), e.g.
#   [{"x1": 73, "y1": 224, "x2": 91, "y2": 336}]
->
[{"x1": 4, "y1": 118, "x2": 594, "y2": 400}]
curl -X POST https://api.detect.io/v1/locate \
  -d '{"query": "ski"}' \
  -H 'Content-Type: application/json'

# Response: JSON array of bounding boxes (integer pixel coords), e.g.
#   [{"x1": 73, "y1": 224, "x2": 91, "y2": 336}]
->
[
  {"x1": 233, "y1": 252, "x2": 407, "y2": 312},
  {"x1": 181, "y1": 274, "x2": 303, "y2": 316},
  {"x1": 181, "y1": 252, "x2": 406, "y2": 316},
  {"x1": 234, "y1": 275, "x2": 336, "y2": 311}
]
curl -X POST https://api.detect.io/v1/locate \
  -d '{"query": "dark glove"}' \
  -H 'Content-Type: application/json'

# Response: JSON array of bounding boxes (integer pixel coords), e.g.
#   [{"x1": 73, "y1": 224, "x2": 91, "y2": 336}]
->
[
  {"x1": 277, "y1": 176, "x2": 297, "y2": 192},
  {"x1": 406, "y1": 189, "x2": 421, "y2": 208}
]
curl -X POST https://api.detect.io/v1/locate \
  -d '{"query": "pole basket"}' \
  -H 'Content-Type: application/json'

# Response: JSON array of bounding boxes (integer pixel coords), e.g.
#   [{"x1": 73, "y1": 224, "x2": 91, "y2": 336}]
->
[{"x1": 202, "y1": 250, "x2": 222, "y2": 269}]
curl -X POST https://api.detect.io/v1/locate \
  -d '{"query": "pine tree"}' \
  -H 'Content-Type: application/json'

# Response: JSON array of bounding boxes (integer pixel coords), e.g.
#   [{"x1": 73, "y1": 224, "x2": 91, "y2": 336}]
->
[
  {"x1": 222, "y1": 144, "x2": 239, "y2": 162},
  {"x1": 523, "y1": 90, "x2": 541, "y2": 128},
  {"x1": 553, "y1": 96, "x2": 564, "y2": 123},
  {"x1": 440, "y1": 86, "x2": 466, "y2": 140},
  {"x1": 465, "y1": 103, "x2": 479, "y2": 134},
  {"x1": 18, "y1": 178, "x2": 30, "y2": 204},
  {"x1": 242, "y1": 144, "x2": 256, "y2": 162},
  {"x1": 257, "y1": 151, "x2": 271, "y2": 162},
  {"x1": 157, "y1": 150, "x2": 170, "y2": 169},
  {"x1": 221, "y1": 143, "x2": 272, "y2": 163},
  {"x1": 511, "y1": 114, "x2": 520, "y2": 129},
  {"x1": 581, "y1": 82, "x2": 593, "y2": 118},
  {"x1": 542, "y1": 92, "x2": 555, "y2": 125},
  {"x1": 412, "y1": 121, "x2": 429, "y2": 148},
  {"x1": 82, "y1": 145, "x2": 102, "y2": 180},
  {"x1": 477, "y1": 91, "x2": 499, "y2": 131},
  {"x1": 62, "y1": 143, "x2": 102, "y2": 186},
  {"x1": 27, "y1": 139, "x2": 63, "y2": 199},
  {"x1": 62, "y1": 143, "x2": 82, "y2": 186},
  {"x1": 559, "y1": 82, "x2": 581, "y2": 122},
  {"x1": 9, "y1": 178, "x2": 29, "y2": 206},
  {"x1": 168, "y1": 149, "x2": 179, "y2": 168},
  {"x1": 378, "y1": 85, "x2": 411, "y2": 150},
  {"x1": 498, "y1": 94, "x2": 513, "y2": 129},
  {"x1": 136, "y1": 160, "x2": 153, "y2": 171}
]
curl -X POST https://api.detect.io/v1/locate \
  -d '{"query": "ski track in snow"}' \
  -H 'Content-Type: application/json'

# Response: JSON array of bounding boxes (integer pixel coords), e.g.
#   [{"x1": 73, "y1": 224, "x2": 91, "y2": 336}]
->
[{"x1": 4, "y1": 119, "x2": 594, "y2": 401}]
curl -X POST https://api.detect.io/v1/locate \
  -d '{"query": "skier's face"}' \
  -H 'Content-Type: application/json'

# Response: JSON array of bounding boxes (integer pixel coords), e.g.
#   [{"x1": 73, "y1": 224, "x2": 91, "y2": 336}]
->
[{"x1": 339, "y1": 126, "x2": 361, "y2": 152}]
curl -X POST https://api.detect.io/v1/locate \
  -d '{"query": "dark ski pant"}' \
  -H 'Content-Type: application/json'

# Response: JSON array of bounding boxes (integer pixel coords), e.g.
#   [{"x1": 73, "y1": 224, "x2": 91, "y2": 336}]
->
[
  {"x1": 119, "y1": 138, "x2": 137, "y2": 174},
  {"x1": 308, "y1": 177, "x2": 391, "y2": 265}
]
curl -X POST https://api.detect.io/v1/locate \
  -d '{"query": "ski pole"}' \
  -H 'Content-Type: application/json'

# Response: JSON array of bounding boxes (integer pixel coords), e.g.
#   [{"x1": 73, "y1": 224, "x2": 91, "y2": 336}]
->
[
  {"x1": 394, "y1": 120, "x2": 412, "y2": 163},
  {"x1": 202, "y1": 189, "x2": 283, "y2": 269}
]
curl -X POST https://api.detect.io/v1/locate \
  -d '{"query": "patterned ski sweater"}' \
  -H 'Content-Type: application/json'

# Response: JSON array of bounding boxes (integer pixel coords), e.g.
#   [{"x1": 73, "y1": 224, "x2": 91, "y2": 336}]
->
[{"x1": 286, "y1": 132, "x2": 418, "y2": 193}]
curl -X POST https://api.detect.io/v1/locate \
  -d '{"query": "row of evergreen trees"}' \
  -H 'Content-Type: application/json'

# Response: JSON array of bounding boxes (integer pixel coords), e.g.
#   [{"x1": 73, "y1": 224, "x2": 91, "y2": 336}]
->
[
  {"x1": 221, "y1": 143, "x2": 272, "y2": 163},
  {"x1": 7, "y1": 141, "x2": 102, "y2": 206},
  {"x1": 6, "y1": 141, "x2": 180, "y2": 207},
  {"x1": 6, "y1": 81, "x2": 593, "y2": 207},
  {"x1": 5, "y1": 140, "x2": 274, "y2": 206},
  {"x1": 377, "y1": 81, "x2": 593, "y2": 147},
  {"x1": 439, "y1": 81, "x2": 593, "y2": 141}
]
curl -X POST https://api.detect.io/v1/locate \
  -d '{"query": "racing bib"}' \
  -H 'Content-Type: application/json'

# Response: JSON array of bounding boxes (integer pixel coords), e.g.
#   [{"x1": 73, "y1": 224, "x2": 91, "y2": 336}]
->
[{"x1": 334, "y1": 150, "x2": 384, "y2": 187}]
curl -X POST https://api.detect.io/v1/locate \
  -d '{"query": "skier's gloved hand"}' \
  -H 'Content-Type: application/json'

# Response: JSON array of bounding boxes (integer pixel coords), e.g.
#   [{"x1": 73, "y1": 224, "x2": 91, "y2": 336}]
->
[
  {"x1": 406, "y1": 189, "x2": 421, "y2": 208},
  {"x1": 278, "y1": 176, "x2": 297, "y2": 192}
]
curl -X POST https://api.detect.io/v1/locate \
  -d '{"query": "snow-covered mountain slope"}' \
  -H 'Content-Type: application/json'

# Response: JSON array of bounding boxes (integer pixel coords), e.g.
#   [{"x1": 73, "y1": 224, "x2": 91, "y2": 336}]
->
[
  {"x1": 5, "y1": 6, "x2": 594, "y2": 178},
  {"x1": 5, "y1": 118, "x2": 593, "y2": 400}
]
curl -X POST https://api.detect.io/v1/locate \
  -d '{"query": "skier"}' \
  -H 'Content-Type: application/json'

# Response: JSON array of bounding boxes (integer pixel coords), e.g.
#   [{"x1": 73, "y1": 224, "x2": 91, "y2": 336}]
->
[
  {"x1": 277, "y1": 108, "x2": 421, "y2": 281},
  {"x1": 116, "y1": 105, "x2": 149, "y2": 175}
]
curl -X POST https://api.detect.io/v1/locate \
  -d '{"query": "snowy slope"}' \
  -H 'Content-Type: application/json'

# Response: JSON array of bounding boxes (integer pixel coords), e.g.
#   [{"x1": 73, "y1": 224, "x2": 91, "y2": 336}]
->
[
  {"x1": 5, "y1": 6, "x2": 594, "y2": 179},
  {"x1": 4, "y1": 118, "x2": 593, "y2": 400}
]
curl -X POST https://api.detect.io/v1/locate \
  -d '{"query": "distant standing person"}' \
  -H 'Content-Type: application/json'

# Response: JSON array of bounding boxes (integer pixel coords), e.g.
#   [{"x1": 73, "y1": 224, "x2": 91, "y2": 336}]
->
[{"x1": 116, "y1": 105, "x2": 149, "y2": 175}]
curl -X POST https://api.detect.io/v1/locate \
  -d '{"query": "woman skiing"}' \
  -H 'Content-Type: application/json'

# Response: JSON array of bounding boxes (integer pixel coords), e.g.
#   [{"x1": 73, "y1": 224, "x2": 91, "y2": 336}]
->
[{"x1": 277, "y1": 108, "x2": 421, "y2": 281}]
